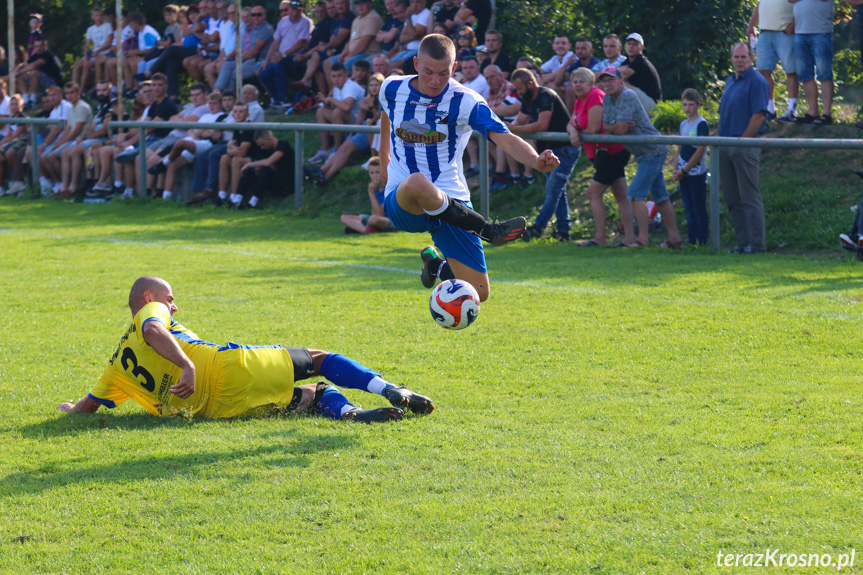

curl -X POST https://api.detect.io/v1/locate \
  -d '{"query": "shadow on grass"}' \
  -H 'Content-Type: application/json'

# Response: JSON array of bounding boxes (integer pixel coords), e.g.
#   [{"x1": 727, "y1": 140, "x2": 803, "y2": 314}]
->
[{"x1": 5, "y1": 414, "x2": 355, "y2": 498}]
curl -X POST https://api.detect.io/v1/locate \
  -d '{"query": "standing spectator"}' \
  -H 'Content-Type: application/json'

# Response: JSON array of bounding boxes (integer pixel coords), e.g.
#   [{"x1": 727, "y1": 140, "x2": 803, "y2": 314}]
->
[
  {"x1": 508, "y1": 68, "x2": 578, "y2": 242},
  {"x1": 216, "y1": 6, "x2": 274, "y2": 91},
  {"x1": 341, "y1": 157, "x2": 397, "y2": 233},
  {"x1": 308, "y1": 62, "x2": 365, "y2": 164},
  {"x1": 566, "y1": 67, "x2": 636, "y2": 247},
  {"x1": 619, "y1": 33, "x2": 662, "y2": 114},
  {"x1": 747, "y1": 0, "x2": 800, "y2": 122},
  {"x1": 479, "y1": 30, "x2": 514, "y2": 79},
  {"x1": 718, "y1": 43, "x2": 769, "y2": 254},
  {"x1": 324, "y1": 0, "x2": 383, "y2": 80},
  {"x1": 791, "y1": 0, "x2": 835, "y2": 124},
  {"x1": 454, "y1": 0, "x2": 491, "y2": 42},
  {"x1": 600, "y1": 66, "x2": 683, "y2": 249},
  {"x1": 392, "y1": 0, "x2": 430, "y2": 71},
  {"x1": 672, "y1": 89, "x2": 710, "y2": 245},
  {"x1": 15, "y1": 39, "x2": 63, "y2": 109},
  {"x1": 257, "y1": 0, "x2": 313, "y2": 107},
  {"x1": 72, "y1": 8, "x2": 114, "y2": 90},
  {"x1": 540, "y1": 35, "x2": 574, "y2": 87}
]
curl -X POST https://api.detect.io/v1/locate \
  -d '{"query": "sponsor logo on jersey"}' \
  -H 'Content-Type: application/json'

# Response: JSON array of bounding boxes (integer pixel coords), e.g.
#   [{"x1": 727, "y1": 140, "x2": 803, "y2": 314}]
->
[{"x1": 396, "y1": 118, "x2": 446, "y2": 144}]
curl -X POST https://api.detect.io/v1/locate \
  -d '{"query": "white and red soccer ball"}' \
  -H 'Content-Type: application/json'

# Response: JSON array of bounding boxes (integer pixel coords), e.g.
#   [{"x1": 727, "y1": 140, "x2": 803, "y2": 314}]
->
[{"x1": 429, "y1": 279, "x2": 481, "y2": 330}]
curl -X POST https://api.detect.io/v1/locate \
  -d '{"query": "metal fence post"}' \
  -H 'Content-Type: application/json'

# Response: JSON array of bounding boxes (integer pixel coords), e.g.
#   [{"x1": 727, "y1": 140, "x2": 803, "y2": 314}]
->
[
  {"x1": 477, "y1": 133, "x2": 488, "y2": 219},
  {"x1": 30, "y1": 126, "x2": 40, "y2": 194},
  {"x1": 294, "y1": 129, "x2": 304, "y2": 210},
  {"x1": 709, "y1": 145, "x2": 720, "y2": 254},
  {"x1": 138, "y1": 128, "x2": 148, "y2": 198}
]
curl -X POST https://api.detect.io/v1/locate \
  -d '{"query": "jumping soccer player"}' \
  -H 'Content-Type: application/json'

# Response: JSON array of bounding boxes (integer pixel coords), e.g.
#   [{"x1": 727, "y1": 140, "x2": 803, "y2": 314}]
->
[
  {"x1": 379, "y1": 34, "x2": 560, "y2": 302},
  {"x1": 57, "y1": 276, "x2": 434, "y2": 422}
]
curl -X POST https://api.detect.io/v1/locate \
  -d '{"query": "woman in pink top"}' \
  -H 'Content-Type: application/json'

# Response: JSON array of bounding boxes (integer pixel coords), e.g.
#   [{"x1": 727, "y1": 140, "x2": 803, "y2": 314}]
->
[{"x1": 566, "y1": 67, "x2": 637, "y2": 247}]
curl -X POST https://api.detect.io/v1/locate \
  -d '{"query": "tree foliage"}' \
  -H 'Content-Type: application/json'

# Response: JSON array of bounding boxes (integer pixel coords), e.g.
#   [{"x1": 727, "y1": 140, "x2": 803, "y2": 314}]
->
[{"x1": 495, "y1": 0, "x2": 756, "y2": 99}]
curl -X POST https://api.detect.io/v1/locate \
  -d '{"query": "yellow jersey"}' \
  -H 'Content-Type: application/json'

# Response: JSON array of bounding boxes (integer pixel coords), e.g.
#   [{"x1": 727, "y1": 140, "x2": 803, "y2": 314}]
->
[{"x1": 88, "y1": 302, "x2": 297, "y2": 418}]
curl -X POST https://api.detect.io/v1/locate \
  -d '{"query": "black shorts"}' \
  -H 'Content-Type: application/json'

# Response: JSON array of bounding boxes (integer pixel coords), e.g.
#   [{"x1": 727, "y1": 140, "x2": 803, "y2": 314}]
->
[{"x1": 590, "y1": 149, "x2": 630, "y2": 186}]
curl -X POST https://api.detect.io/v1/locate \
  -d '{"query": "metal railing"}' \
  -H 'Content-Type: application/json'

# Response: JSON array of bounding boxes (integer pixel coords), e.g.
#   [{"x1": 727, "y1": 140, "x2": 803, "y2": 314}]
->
[
  {"x1": 8, "y1": 116, "x2": 861, "y2": 253},
  {"x1": 0, "y1": 117, "x2": 66, "y2": 188}
]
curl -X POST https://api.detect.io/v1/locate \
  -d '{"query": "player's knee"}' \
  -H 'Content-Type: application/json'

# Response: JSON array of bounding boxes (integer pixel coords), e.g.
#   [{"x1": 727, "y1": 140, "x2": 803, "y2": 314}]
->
[{"x1": 476, "y1": 284, "x2": 490, "y2": 302}]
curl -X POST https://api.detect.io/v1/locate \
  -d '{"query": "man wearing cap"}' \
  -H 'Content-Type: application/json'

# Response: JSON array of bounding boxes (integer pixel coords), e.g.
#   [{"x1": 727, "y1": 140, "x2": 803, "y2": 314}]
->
[
  {"x1": 619, "y1": 33, "x2": 662, "y2": 114},
  {"x1": 323, "y1": 0, "x2": 383, "y2": 82},
  {"x1": 509, "y1": 68, "x2": 578, "y2": 241},
  {"x1": 599, "y1": 66, "x2": 683, "y2": 249},
  {"x1": 718, "y1": 43, "x2": 769, "y2": 254},
  {"x1": 257, "y1": 0, "x2": 314, "y2": 107},
  {"x1": 747, "y1": 0, "x2": 799, "y2": 123}
]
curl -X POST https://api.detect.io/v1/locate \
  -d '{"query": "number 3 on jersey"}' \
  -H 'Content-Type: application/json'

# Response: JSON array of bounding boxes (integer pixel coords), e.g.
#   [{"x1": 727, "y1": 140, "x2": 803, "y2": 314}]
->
[{"x1": 121, "y1": 347, "x2": 156, "y2": 392}]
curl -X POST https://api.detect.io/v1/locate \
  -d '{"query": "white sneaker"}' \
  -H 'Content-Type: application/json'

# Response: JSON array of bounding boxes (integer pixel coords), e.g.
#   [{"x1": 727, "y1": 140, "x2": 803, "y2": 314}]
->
[
  {"x1": 361, "y1": 159, "x2": 370, "y2": 171},
  {"x1": 308, "y1": 148, "x2": 330, "y2": 164},
  {"x1": 7, "y1": 181, "x2": 25, "y2": 194},
  {"x1": 39, "y1": 177, "x2": 52, "y2": 192},
  {"x1": 121, "y1": 189, "x2": 134, "y2": 199}
]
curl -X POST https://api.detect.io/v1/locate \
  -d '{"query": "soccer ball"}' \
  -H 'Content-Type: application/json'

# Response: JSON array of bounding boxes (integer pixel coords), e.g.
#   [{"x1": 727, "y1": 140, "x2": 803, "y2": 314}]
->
[{"x1": 429, "y1": 279, "x2": 481, "y2": 330}]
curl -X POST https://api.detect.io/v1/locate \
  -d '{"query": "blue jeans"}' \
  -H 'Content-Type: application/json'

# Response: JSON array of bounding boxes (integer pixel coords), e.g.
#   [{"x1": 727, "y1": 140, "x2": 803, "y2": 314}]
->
[
  {"x1": 192, "y1": 142, "x2": 227, "y2": 193},
  {"x1": 534, "y1": 145, "x2": 580, "y2": 234},
  {"x1": 257, "y1": 58, "x2": 296, "y2": 101},
  {"x1": 679, "y1": 172, "x2": 708, "y2": 245},
  {"x1": 794, "y1": 32, "x2": 833, "y2": 82},
  {"x1": 628, "y1": 152, "x2": 669, "y2": 203}
]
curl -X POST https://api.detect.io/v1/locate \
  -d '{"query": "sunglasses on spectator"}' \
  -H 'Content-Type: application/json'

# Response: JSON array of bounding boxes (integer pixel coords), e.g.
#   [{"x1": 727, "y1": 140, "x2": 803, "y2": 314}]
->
[
  {"x1": 280, "y1": 8, "x2": 290, "y2": 12},
  {"x1": 252, "y1": 12, "x2": 265, "y2": 16}
]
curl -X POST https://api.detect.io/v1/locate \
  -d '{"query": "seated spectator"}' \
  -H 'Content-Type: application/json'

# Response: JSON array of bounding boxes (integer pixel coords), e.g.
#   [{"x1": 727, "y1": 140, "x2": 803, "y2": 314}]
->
[
  {"x1": 619, "y1": 33, "x2": 662, "y2": 113},
  {"x1": 304, "y1": 72, "x2": 383, "y2": 185},
  {"x1": 539, "y1": 35, "x2": 573, "y2": 87},
  {"x1": 183, "y1": 1, "x2": 226, "y2": 84},
  {"x1": 104, "y1": 12, "x2": 137, "y2": 90},
  {"x1": 292, "y1": 0, "x2": 354, "y2": 95},
  {"x1": 350, "y1": 59, "x2": 371, "y2": 88},
  {"x1": 27, "y1": 14, "x2": 45, "y2": 58},
  {"x1": 427, "y1": 0, "x2": 459, "y2": 36},
  {"x1": 341, "y1": 157, "x2": 397, "y2": 233},
  {"x1": 454, "y1": 0, "x2": 491, "y2": 42},
  {"x1": 142, "y1": 3, "x2": 204, "y2": 100},
  {"x1": 474, "y1": 44, "x2": 489, "y2": 67},
  {"x1": 454, "y1": 26, "x2": 477, "y2": 62},
  {"x1": 217, "y1": 104, "x2": 255, "y2": 206},
  {"x1": 33, "y1": 86, "x2": 76, "y2": 196},
  {"x1": 0, "y1": 95, "x2": 29, "y2": 196},
  {"x1": 203, "y1": 4, "x2": 240, "y2": 90},
  {"x1": 554, "y1": 36, "x2": 601, "y2": 111},
  {"x1": 566, "y1": 67, "x2": 635, "y2": 246},
  {"x1": 460, "y1": 55, "x2": 489, "y2": 98},
  {"x1": 242, "y1": 84, "x2": 265, "y2": 122},
  {"x1": 45, "y1": 82, "x2": 93, "y2": 198},
  {"x1": 379, "y1": 0, "x2": 408, "y2": 62},
  {"x1": 322, "y1": 0, "x2": 383, "y2": 84},
  {"x1": 256, "y1": 0, "x2": 311, "y2": 107},
  {"x1": 597, "y1": 33, "x2": 627, "y2": 69},
  {"x1": 372, "y1": 54, "x2": 394, "y2": 77},
  {"x1": 72, "y1": 8, "x2": 114, "y2": 91},
  {"x1": 478, "y1": 29, "x2": 513, "y2": 78},
  {"x1": 215, "y1": 6, "x2": 274, "y2": 91},
  {"x1": 121, "y1": 12, "x2": 161, "y2": 94},
  {"x1": 391, "y1": 0, "x2": 429, "y2": 71},
  {"x1": 184, "y1": 91, "x2": 241, "y2": 204},
  {"x1": 152, "y1": 112, "x2": 227, "y2": 201},
  {"x1": 15, "y1": 39, "x2": 63, "y2": 109},
  {"x1": 307, "y1": 62, "x2": 365, "y2": 164},
  {"x1": 233, "y1": 130, "x2": 296, "y2": 209},
  {"x1": 484, "y1": 65, "x2": 527, "y2": 190},
  {"x1": 59, "y1": 82, "x2": 116, "y2": 197}
]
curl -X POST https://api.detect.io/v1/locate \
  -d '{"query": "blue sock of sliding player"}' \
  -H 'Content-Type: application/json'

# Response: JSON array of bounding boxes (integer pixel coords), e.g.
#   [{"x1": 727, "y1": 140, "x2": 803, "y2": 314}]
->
[
  {"x1": 315, "y1": 385, "x2": 353, "y2": 420},
  {"x1": 319, "y1": 353, "x2": 392, "y2": 395}
]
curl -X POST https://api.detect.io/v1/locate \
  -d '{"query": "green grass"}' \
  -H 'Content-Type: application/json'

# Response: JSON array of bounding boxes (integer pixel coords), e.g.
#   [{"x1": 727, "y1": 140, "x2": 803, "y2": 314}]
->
[{"x1": 1, "y1": 201, "x2": 862, "y2": 574}]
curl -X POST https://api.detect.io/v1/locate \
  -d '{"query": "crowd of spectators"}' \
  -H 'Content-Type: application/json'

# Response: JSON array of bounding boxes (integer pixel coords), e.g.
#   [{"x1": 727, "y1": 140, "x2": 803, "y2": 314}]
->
[{"x1": 0, "y1": 0, "x2": 853, "y2": 251}]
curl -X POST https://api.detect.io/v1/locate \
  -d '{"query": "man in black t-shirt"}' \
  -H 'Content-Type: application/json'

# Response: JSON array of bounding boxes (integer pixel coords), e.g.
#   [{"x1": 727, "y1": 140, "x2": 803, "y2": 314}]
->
[
  {"x1": 619, "y1": 33, "x2": 662, "y2": 113},
  {"x1": 234, "y1": 130, "x2": 296, "y2": 209},
  {"x1": 479, "y1": 29, "x2": 514, "y2": 79},
  {"x1": 15, "y1": 39, "x2": 63, "y2": 108},
  {"x1": 454, "y1": 0, "x2": 491, "y2": 43},
  {"x1": 428, "y1": 0, "x2": 459, "y2": 34},
  {"x1": 508, "y1": 68, "x2": 579, "y2": 242}
]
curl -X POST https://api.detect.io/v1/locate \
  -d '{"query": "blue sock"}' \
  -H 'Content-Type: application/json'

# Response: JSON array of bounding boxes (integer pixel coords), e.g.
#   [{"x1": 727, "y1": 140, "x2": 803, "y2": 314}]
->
[
  {"x1": 319, "y1": 353, "x2": 391, "y2": 395},
  {"x1": 315, "y1": 385, "x2": 353, "y2": 420}
]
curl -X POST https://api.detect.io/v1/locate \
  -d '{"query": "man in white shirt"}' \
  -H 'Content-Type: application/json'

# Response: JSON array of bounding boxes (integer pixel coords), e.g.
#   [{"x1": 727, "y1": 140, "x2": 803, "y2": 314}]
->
[
  {"x1": 40, "y1": 84, "x2": 91, "y2": 196},
  {"x1": 460, "y1": 56, "x2": 489, "y2": 99},
  {"x1": 540, "y1": 35, "x2": 573, "y2": 88},
  {"x1": 308, "y1": 62, "x2": 366, "y2": 163}
]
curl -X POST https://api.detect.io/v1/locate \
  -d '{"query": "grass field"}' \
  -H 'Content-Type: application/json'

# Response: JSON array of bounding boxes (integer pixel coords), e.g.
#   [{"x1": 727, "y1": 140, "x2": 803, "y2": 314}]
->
[{"x1": 1, "y1": 200, "x2": 862, "y2": 574}]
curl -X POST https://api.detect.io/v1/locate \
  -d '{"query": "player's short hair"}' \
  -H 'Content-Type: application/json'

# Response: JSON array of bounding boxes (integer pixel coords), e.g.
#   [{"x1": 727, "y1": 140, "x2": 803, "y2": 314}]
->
[
  {"x1": 510, "y1": 68, "x2": 537, "y2": 86},
  {"x1": 368, "y1": 156, "x2": 381, "y2": 168},
  {"x1": 151, "y1": 72, "x2": 168, "y2": 84},
  {"x1": 681, "y1": 88, "x2": 702, "y2": 104},
  {"x1": 570, "y1": 67, "x2": 595, "y2": 85},
  {"x1": 418, "y1": 34, "x2": 455, "y2": 62}
]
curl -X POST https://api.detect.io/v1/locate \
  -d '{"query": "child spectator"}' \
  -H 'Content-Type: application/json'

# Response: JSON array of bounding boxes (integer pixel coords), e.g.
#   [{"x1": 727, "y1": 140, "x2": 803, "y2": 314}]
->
[
  {"x1": 341, "y1": 156, "x2": 397, "y2": 233},
  {"x1": 672, "y1": 88, "x2": 709, "y2": 245},
  {"x1": 27, "y1": 14, "x2": 44, "y2": 57},
  {"x1": 123, "y1": 12, "x2": 161, "y2": 94}
]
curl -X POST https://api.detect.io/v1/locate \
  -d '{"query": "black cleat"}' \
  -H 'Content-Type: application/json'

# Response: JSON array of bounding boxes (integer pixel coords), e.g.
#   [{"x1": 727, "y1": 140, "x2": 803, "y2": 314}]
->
[
  {"x1": 480, "y1": 216, "x2": 527, "y2": 246},
  {"x1": 383, "y1": 385, "x2": 436, "y2": 415},
  {"x1": 343, "y1": 406, "x2": 404, "y2": 423},
  {"x1": 420, "y1": 245, "x2": 440, "y2": 288}
]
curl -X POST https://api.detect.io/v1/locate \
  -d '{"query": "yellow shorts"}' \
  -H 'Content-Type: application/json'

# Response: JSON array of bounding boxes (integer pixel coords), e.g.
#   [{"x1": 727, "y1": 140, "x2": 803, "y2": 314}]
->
[{"x1": 203, "y1": 345, "x2": 296, "y2": 418}]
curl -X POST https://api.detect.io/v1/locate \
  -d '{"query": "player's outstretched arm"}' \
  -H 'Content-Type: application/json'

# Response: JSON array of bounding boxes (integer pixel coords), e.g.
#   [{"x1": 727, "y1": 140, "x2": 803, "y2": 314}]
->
[
  {"x1": 379, "y1": 111, "x2": 390, "y2": 182},
  {"x1": 57, "y1": 395, "x2": 101, "y2": 413},
  {"x1": 141, "y1": 321, "x2": 197, "y2": 399},
  {"x1": 489, "y1": 130, "x2": 560, "y2": 173}
]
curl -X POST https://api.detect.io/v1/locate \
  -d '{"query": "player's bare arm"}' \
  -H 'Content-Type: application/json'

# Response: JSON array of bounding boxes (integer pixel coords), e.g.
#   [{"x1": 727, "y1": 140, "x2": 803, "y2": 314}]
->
[
  {"x1": 379, "y1": 112, "x2": 390, "y2": 182},
  {"x1": 489, "y1": 130, "x2": 559, "y2": 173},
  {"x1": 141, "y1": 320, "x2": 197, "y2": 399}
]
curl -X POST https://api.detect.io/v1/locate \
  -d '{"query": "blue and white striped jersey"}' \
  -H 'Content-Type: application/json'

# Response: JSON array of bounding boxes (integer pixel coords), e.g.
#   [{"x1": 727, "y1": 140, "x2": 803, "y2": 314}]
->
[{"x1": 380, "y1": 75, "x2": 508, "y2": 202}]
